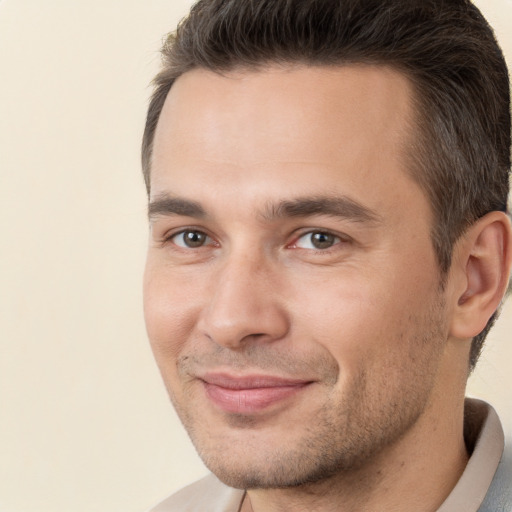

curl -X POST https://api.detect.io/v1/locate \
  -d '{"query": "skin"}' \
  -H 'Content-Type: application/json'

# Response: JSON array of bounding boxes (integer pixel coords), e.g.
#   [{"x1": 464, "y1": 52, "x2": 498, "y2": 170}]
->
[{"x1": 143, "y1": 65, "x2": 511, "y2": 511}]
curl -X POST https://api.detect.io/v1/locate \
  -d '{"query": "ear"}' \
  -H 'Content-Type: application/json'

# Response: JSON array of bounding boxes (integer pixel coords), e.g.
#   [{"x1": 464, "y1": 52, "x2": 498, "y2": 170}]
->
[{"x1": 450, "y1": 211, "x2": 512, "y2": 340}]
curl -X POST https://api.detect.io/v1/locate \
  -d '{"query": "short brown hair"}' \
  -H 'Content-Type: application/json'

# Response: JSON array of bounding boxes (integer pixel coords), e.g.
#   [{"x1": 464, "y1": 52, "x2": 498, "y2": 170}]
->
[{"x1": 142, "y1": 0, "x2": 510, "y2": 370}]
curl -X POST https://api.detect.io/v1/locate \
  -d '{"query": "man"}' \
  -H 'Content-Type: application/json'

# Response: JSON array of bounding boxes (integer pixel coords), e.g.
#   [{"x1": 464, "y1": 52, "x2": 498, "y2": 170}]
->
[{"x1": 142, "y1": 0, "x2": 512, "y2": 510}]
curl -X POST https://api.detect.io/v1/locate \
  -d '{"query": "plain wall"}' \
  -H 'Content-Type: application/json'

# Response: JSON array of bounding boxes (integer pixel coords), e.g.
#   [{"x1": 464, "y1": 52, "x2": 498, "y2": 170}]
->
[{"x1": 0, "y1": 1, "x2": 511, "y2": 511}]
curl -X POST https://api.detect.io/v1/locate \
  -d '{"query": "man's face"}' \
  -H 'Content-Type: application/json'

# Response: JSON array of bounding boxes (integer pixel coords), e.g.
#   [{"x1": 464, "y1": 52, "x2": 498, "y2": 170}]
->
[{"x1": 144, "y1": 65, "x2": 451, "y2": 489}]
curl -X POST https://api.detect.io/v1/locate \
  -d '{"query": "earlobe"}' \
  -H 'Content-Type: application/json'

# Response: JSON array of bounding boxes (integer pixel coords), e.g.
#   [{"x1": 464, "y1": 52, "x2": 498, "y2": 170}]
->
[{"x1": 450, "y1": 211, "x2": 512, "y2": 340}]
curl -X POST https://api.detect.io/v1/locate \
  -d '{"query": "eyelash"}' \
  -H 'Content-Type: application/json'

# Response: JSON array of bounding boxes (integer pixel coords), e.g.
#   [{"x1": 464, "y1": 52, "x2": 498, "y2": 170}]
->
[
  {"x1": 162, "y1": 229, "x2": 217, "y2": 249},
  {"x1": 161, "y1": 228, "x2": 350, "y2": 253},
  {"x1": 290, "y1": 231, "x2": 346, "y2": 251}
]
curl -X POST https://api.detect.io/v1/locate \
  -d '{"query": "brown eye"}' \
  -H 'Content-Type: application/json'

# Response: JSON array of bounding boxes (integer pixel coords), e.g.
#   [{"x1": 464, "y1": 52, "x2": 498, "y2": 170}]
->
[
  {"x1": 295, "y1": 231, "x2": 340, "y2": 250},
  {"x1": 172, "y1": 230, "x2": 212, "y2": 248}
]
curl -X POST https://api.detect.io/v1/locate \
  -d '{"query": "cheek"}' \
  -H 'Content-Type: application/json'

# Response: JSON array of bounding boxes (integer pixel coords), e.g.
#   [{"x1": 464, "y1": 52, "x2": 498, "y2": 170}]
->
[
  {"x1": 143, "y1": 263, "x2": 201, "y2": 366},
  {"x1": 289, "y1": 269, "x2": 437, "y2": 377}
]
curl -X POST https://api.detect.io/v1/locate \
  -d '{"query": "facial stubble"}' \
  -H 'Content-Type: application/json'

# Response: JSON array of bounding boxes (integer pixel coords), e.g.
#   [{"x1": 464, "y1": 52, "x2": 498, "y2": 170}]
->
[{"x1": 165, "y1": 296, "x2": 447, "y2": 491}]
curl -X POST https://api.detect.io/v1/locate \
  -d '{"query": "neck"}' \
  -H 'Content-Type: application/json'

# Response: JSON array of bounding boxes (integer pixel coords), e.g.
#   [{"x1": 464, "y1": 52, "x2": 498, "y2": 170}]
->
[{"x1": 243, "y1": 393, "x2": 468, "y2": 512}]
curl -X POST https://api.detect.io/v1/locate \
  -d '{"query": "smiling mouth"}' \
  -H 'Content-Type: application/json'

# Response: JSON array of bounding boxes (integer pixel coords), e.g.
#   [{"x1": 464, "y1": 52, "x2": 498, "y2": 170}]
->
[{"x1": 200, "y1": 373, "x2": 313, "y2": 414}]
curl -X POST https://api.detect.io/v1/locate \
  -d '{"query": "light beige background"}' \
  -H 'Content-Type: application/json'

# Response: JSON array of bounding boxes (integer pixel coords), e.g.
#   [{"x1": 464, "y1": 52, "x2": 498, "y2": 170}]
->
[{"x1": 0, "y1": 1, "x2": 511, "y2": 511}]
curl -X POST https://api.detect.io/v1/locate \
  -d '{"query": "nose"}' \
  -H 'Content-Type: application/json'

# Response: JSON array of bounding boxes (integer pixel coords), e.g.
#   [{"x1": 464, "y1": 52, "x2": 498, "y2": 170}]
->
[{"x1": 197, "y1": 253, "x2": 290, "y2": 349}]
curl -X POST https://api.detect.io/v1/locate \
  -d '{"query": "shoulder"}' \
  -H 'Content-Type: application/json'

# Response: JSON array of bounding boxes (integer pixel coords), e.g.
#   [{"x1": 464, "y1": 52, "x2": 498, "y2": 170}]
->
[{"x1": 146, "y1": 474, "x2": 245, "y2": 512}]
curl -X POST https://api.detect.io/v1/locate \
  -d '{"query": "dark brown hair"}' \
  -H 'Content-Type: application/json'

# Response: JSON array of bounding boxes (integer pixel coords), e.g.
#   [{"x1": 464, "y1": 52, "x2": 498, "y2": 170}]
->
[{"x1": 142, "y1": 0, "x2": 511, "y2": 370}]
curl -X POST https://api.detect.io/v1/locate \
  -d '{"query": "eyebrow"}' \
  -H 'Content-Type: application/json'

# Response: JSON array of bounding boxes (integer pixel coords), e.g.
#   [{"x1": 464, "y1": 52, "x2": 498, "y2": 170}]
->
[
  {"x1": 262, "y1": 196, "x2": 382, "y2": 224},
  {"x1": 148, "y1": 195, "x2": 206, "y2": 220},
  {"x1": 148, "y1": 193, "x2": 382, "y2": 224}
]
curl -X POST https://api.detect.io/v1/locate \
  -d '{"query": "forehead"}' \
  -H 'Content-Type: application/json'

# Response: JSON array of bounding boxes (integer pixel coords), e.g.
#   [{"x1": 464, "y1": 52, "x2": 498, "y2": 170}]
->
[{"x1": 150, "y1": 65, "x2": 425, "y2": 222}]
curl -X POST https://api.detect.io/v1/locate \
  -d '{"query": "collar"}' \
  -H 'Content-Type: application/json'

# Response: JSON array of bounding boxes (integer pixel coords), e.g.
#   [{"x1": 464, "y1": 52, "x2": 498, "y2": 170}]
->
[{"x1": 437, "y1": 398, "x2": 504, "y2": 512}]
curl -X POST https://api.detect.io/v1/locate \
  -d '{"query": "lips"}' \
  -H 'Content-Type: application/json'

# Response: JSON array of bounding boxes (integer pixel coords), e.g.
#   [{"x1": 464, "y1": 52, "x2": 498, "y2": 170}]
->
[{"x1": 200, "y1": 373, "x2": 312, "y2": 414}]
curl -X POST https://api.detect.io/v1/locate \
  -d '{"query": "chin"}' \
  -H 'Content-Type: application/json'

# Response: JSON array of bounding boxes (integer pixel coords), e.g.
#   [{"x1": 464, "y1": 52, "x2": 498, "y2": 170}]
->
[{"x1": 187, "y1": 410, "x2": 395, "y2": 491}]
